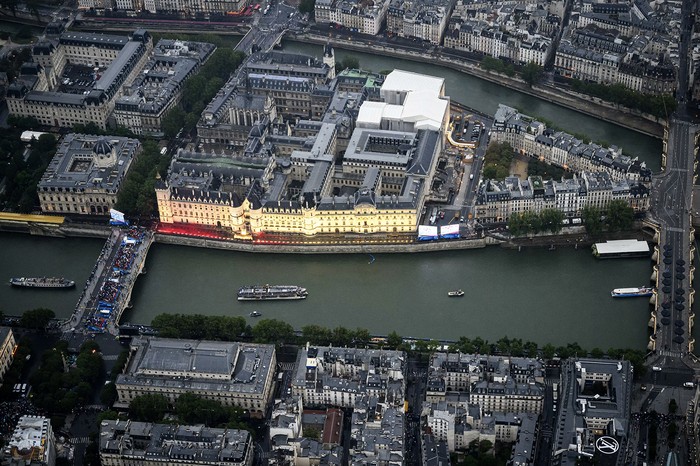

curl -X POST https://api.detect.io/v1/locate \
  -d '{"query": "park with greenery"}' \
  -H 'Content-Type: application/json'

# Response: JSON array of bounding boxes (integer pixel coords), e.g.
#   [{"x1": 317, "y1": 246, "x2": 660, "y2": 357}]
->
[
  {"x1": 114, "y1": 140, "x2": 172, "y2": 218},
  {"x1": 482, "y1": 142, "x2": 515, "y2": 179}
]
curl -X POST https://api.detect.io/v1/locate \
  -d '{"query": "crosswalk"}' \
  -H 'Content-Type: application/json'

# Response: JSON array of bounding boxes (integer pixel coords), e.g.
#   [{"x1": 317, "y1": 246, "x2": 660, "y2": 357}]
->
[
  {"x1": 71, "y1": 436, "x2": 90, "y2": 444},
  {"x1": 103, "y1": 355, "x2": 119, "y2": 361},
  {"x1": 279, "y1": 362, "x2": 296, "y2": 371},
  {"x1": 657, "y1": 349, "x2": 682, "y2": 357}
]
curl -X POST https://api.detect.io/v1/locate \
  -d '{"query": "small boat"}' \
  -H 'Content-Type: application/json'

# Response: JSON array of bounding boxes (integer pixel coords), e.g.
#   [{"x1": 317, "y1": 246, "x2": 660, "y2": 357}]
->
[
  {"x1": 611, "y1": 286, "x2": 655, "y2": 298},
  {"x1": 10, "y1": 277, "x2": 75, "y2": 289},
  {"x1": 250, "y1": 311, "x2": 262, "y2": 317},
  {"x1": 448, "y1": 290, "x2": 465, "y2": 297}
]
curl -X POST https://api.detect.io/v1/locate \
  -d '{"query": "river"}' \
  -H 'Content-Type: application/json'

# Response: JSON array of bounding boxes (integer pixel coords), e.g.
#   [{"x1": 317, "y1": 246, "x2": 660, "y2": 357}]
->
[{"x1": 0, "y1": 231, "x2": 661, "y2": 349}]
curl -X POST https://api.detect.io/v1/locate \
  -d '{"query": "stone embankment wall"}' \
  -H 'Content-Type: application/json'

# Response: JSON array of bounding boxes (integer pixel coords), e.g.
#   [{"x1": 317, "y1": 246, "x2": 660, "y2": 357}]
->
[
  {"x1": 290, "y1": 33, "x2": 664, "y2": 139},
  {"x1": 154, "y1": 233, "x2": 494, "y2": 253}
]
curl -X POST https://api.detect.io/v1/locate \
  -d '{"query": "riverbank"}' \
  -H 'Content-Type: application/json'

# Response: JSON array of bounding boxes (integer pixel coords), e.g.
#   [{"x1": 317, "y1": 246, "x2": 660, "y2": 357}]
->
[
  {"x1": 287, "y1": 32, "x2": 664, "y2": 139},
  {"x1": 0, "y1": 215, "x2": 657, "y2": 255}
]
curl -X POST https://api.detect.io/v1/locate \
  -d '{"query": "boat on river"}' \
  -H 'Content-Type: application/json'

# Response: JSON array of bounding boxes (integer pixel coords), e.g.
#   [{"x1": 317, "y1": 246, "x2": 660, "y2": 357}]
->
[
  {"x1": 238, "y1": 285, "x2": 308, "y2": 301},
  {"x1": 250, "y1": 311, "x2": 262, "y2": 317},
  {"x1": 610, "y1": 286, "x2": 654, "y2": 298},
  {"x1": 448, "y1": 290, "x2": 464, "y2": 297},
  {"x1": 10, "y1": 277, "x2": 75, "y2": 288}
]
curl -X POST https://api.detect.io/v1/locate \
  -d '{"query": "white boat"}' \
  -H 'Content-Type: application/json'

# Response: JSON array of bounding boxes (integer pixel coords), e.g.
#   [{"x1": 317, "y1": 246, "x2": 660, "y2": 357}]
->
[
  {"x1": 611, "y1": 286, "x2": 654, "y2": 298},
  {"x1": 448, "y1": 290, "x2": 464, "y2": 297}
]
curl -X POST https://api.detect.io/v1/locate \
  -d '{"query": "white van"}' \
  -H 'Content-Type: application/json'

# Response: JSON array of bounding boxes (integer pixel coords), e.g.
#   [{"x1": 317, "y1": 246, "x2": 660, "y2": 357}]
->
[
  {"x1": 652, "y1": 366, "x2": 662, "y2": 372},
  {"x1": 684, "y1": 382, "x2": 695, "y2": 388}
]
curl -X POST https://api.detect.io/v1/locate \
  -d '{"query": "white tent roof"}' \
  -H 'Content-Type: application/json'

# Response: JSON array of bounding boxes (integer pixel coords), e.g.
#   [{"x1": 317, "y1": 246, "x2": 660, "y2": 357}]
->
[{"x1": 382, "y1": 70, "x2": 444, "y2": 96}]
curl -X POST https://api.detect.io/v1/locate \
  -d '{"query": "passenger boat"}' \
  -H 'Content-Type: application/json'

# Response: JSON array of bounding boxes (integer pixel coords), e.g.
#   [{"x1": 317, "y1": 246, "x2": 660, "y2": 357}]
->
[
  {"x1": 448, "y1": 290, "x2": 464, "y2": 297},
  {"x1": 10, "y1": 277, "x2": 75, "y2": 288},
  {"x1": 237, "y1": 285, "x2": 308, "y2": 301},
  {"x1": 610, "y1": 286, "x2": 654, "y2": 298},
  {"x1": 250, "y1": 311, "x2": 262, "y2": 317}
]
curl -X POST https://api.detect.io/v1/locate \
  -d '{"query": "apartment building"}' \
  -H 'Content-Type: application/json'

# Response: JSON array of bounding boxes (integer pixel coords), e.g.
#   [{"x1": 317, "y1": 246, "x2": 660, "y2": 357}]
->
[
  {"x1": 474, "y1": 172, "x2": 649, "y2": 223},
  {"x1": 386, "y1": 0, "x2": 456, "y2": 45},
  {"x1": 3, "y1": 416, "x2": 55, "y2": 466},
  {"x1": 114, "y1": 39, "x2": 216, "y2": 135},
  {"x1": 315, "y1": 0, "x2": 391, "y2": 35},
  {"x1": 0, "y1": 327, "x2": 16, "y2": 387},
  {"x1": 100, "y1": 420, "x2": 253, "y2": 466},
  {"x1": 491, "y1": 104, "x2": 652, "y2": 181}
]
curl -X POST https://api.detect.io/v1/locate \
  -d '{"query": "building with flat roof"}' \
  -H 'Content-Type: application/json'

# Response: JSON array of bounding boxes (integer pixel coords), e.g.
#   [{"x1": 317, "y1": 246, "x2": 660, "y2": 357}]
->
[
  {"x1": 37, "y1": 134, "x2": 141, "y2": 216},
  {"x1": 0, "y1": 327, "x2": 16, "y2": 387},
  {"x1": 99, "y1": 420, "x2": 253, "y2": 466},
  {"x1": 551, "y1": 358, "x2": 632, "y2": 466},
  {"x1": 115, "y1": 337, "x2": 276, "y2": 417},
  {"x1": 3, "y1": 416, "x2": 55, "y2": 466},
  {"x1": 7, "y1": 30, "x2": 152, "y2": 130}
]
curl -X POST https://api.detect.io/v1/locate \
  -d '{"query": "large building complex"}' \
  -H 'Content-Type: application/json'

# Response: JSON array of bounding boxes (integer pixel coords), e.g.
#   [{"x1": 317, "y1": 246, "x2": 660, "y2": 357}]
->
[
  {"x1": 0, "y1": 327, "x2": 16, "y2": 387},
  {"x1": 6, "y1": 30, "x2": 153, "y2": 130},
  {"x1": 551, "y1": 358, "x2": 633, "y2": 465},
  {"x1": 78, "y1": 0, "x2": 247, "y2": 16},
  {"x1": 156, "y1": 68, "x2": 449, "y2": 238},
  {"x1": 2, "y1": 416, "x2": 55, "y2": 466},
  {"x1": 115, "y1": 337, "x2": 276, "y2": 417},
  {"x1": 37, "y1": 134, "x2": 141, "y2": 216},
  {"x1": 99, "y1": 420, "x2": 253, "y2": 466},
  {"x1": 114, "y1": 39, "x2": 216, "y2": 135}
]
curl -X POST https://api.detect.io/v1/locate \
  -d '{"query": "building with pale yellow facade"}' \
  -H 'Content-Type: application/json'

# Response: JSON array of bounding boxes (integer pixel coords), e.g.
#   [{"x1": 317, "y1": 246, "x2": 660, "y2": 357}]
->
[
  {"x1": 155, "y1": 69, "x2": 449, "y2": 238},
  {"x1": 0, "y1": 327, "x2": 16, "y2": 387}
]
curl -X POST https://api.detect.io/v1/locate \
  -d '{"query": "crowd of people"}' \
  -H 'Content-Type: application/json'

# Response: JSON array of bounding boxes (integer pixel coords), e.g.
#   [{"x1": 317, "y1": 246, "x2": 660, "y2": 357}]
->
[
  {"x1": 85, "y1": 227, "x2": 149, "y2": 333},
  {"x1": 0, "y1": 399, "x2": 42, "y2": 439}
]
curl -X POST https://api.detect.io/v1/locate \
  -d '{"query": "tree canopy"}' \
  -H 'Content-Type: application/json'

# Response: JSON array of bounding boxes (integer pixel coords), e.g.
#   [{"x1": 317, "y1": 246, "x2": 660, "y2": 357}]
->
[
  {"x1": 482, "y1": 142, "x2": 514, "y2": 179},
  {"x1": 129, "y1": 394, "x2": 170, "y2": 422},
  {"x1": 521, "y1": 61, "x2": 543, "y2": 86},
  {"x1": 20, "y1": 308, "x2": 55, "y2": 331}
]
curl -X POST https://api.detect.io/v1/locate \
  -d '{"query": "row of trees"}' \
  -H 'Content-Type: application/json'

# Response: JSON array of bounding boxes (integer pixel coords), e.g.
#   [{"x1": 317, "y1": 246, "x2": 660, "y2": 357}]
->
[
  {"x1": 480, "y1": 57, "x2": 516, "y2": 77},
  {"x1": 581, "y1": 201, "x2": 635, "y2": 236},
  {"x1": 109, "y1": 392, "x2": 248, "y2": 429},
  {"x1": 150, "y1": 313, "x2": 647, "y2": 376},
  {"x1": 161, "y1": 48, "x2": 246, "y2": 139},
  {"x1": 569, "y1": 79, "x2": 676, "y2": 120},
  {"x1": 114, "y1": 140, "x2": 172, "y2": 218},
  {"x1": 482, "y1": 142, "x2": 515, "y2": 179},
  {"x1": 507, "y1": 209, "x2": 565, "y2": 236}
]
